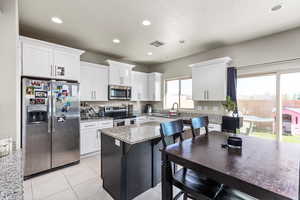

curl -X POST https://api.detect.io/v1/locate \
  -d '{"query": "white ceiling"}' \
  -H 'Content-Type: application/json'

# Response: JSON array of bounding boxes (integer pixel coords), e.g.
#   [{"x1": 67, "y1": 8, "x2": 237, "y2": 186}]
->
[{"x1": 19, "y1": 0, "x2": 300, "y2": 64}]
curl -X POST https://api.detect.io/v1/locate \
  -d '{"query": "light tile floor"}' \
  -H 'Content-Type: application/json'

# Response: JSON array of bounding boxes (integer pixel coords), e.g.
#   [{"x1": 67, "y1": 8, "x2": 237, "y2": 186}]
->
[{"x1": 24, "y1": 153, "x2": 182, "y2": 200}]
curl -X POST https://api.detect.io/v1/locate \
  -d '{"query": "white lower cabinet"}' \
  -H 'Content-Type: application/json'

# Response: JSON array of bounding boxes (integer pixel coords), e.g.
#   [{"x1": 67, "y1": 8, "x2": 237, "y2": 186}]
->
[
  {"x1": 80, "y1": 128, "x2": 100, "y2": 155},
  {"x1": 80, "y1": 120, "x2": 113, "y2": 155}
]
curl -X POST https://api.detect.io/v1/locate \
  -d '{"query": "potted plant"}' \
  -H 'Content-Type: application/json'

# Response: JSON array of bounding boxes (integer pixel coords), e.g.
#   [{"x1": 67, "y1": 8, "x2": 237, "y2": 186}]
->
[{"x1": 223, "y1": 96, "x2": 238, "y2": 117}]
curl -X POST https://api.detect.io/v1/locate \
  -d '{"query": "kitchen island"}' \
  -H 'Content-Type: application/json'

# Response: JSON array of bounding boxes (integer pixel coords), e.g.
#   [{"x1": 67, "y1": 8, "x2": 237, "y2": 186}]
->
[{"x1": 101, "y1": 121, "x2": 165, "y2": 200}]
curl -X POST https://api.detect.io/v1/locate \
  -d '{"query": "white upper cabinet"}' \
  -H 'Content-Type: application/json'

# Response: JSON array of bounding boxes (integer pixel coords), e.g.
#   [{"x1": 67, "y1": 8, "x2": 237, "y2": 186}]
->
[
  {"x1": 20, "y1": 36, "x2": 84, "y2": 81},
  {"x1": 22, "y1": 42, "x2": 53, "y2": 78},
  {"x1": 80, "y1": 62, "x2": 108, "y2": 101},
  {"x1": 148, "y1": 72, "x2": 162, "y2": 101},
  {"x1": 107, "y1": 60, "x2": 134, "y2": 86},
  {"x1": 132, "y1": 71, "x2": 149, "y2": 101},
  {"x1": 191, "y1": 57, "x2": 232, "y2": 101},
  {"x1": 53, "y1": 49, "x2": 80, "y2": 81},
  {"x1": 131, "y1": 71, "x2": 162, "y2": 102}
]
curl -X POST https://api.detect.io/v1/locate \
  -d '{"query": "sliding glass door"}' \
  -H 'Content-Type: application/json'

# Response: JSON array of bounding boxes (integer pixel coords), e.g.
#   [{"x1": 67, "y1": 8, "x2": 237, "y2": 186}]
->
[
  {"x1": 237, "y1": 71, "x2": 300, "y2": 144},
  {"x1": 237, "y1": 75, "x2": 276, "y2": 140},
  {"x1": 280, "y1": 72, "x2": 300, "y2": 143}
]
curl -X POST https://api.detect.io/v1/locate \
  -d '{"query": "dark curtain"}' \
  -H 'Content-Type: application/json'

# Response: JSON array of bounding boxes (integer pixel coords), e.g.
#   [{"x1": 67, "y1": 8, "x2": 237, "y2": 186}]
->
[{"x1": 227, "y1": 67, "x2": 238, "y2": 114}]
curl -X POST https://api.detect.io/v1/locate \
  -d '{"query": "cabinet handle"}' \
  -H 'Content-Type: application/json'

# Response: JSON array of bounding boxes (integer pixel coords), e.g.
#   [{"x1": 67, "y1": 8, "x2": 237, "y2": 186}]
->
[
  {"x1": 204, "y1": 91, "x2": 206, "y2": 100},
  {"x1": 94, "y1": 91, "x2": 96, "y2": 99},
  {"x1": 207, "y1": 90, "x2": 209, "y2": 100}
]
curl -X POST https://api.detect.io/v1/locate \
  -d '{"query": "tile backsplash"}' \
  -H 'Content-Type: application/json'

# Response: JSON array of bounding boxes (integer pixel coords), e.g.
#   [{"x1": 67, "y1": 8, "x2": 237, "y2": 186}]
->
[
  {"x1": 150, "y1": 101, "x2": 227, "y2": 115},
  {"x1": 81, "y1": 100, "x2": 227, "y2": 116},
  {"x1": 81, "y1": 100, "x2": 151, "y2": 114}
]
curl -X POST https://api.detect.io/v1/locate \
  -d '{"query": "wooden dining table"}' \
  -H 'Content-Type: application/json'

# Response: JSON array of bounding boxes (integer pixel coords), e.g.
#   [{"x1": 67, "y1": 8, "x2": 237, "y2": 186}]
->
[{"x1": 161, "y1": 132, "x2": 300, "y2": 200}]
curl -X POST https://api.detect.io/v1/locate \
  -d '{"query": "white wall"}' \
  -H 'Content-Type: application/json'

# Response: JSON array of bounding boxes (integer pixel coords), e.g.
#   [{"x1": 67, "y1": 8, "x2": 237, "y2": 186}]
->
[
  {"x1": 150, "y1": 27, "x2": 300, "y2": 79},
  {"x1": 0, "y1": 0, "x2": 20, "y2": 146}
]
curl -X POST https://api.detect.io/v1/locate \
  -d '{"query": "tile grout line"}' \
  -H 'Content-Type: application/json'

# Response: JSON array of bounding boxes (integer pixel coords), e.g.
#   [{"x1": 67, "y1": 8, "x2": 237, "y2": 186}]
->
[
  {"x1": 61, "y1": 170, "x2": 80, "y2": 200},
  {"x1": 34, "y1": 171, "x2": 76, "y2": 200}
]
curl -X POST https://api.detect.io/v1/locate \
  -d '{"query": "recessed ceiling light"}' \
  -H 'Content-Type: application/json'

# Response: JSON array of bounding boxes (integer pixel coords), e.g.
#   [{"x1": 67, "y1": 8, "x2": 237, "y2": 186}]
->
[
  {"x1": 51, "y1": 17, "x2": 63, "y2": 24},
  {"x1": 112, "y1": 38, "x2": 120, "y2": 44},
  {"x1": 271, "y1": 4, "x2": 282, "y2": 11},
  {"x1": 142, "y1": 20, "x2": 151, "y2": 26},
  {"x1": 147, "y1": 52, "x2": 153, "y2": 56}
]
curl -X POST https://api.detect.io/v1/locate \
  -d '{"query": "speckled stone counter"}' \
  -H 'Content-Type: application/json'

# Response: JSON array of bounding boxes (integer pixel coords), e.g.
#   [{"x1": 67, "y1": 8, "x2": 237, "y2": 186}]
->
[
  {"x1": 0, "y1": 150, "x2": 23, "y2": 200},
  {"x1": 136, "y1": 113, "x2": 223, "y2": 124},
  {"x1": 101, "y1": 121, "x2": 161, "y2": 145},
  {"x1": 80, "y1": 117, "x2": 113, "y2": 122}
]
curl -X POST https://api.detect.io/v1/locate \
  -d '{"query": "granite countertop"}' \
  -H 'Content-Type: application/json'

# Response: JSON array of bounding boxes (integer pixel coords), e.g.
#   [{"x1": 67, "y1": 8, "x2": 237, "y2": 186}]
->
[
  {"x1": 0, "y1": 149, "x2": 23, "y2": 200},
  {"x1": 101, "y1": 121, "x2": 162, "y2": 145},
  {"x1": 80, "y1": 117, "x2": 113, "y2": 122},
  {"x1": 101, "y1": 121, "x2": 191, "y2": 145},
  {"x1": 136, "y1": 113, "x2": 223, "y2": 124}
]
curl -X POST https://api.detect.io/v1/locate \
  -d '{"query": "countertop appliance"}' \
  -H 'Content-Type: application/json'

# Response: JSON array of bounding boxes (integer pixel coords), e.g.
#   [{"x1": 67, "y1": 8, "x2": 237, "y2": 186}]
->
[
  {"x1": 103, "y1": 106, "x2": 136, "y2": 127},
  {"x1": 144, "y1": 104, "x2": 153, "y2": 114},
  {"x1": 22, "y1": 78, "x2": 80, "y2": 177},
  {"x1": 108, "y1": 85, "x2": 131, "y2": 100}
]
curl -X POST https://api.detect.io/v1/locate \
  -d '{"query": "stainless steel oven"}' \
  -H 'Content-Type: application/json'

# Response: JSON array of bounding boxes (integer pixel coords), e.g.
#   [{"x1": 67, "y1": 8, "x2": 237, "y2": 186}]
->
[{"x1": 108, "y1": 85, "x2": 131, "y2": 100}]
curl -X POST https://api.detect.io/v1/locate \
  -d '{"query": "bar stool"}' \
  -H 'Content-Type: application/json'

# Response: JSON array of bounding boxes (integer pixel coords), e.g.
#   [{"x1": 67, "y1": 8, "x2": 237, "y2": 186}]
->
[{"x1": 160, "y1": 119, "x2": 222, "y2": 200}]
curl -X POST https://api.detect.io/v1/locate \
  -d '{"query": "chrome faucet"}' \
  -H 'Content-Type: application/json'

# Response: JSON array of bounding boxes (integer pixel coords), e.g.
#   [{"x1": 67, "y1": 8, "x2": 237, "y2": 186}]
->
[
  {"x1": 172, "y1": 102, "x2": 179, "y2": 111},
  {"x1": 171, "y1": 102, "x2": 179, "y2": 115}
]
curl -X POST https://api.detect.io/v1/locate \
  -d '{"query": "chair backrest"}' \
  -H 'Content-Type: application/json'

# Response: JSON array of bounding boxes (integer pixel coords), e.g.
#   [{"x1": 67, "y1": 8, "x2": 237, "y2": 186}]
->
[
  {"x1": 222, "y1": 116, "x2": 241, "y2": 134},
  {"x1": 191, "y1": 116, "x2": 209, "y2": 137},
  {"x1": 160, "y1": 120, "x2": 184, "y2": 147}
]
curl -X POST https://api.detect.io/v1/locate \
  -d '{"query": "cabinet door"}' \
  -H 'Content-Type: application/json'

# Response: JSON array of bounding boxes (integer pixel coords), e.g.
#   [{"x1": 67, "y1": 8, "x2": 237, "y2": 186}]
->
[
  {"x1": 207, "y1": 65, "x2": 227, "y2": 101},
  {"x1": 131, "y1": 71, "x2": 140, "y2": 101},
  {"x1": 53, "y1": 50, "x2": 80, "y2": 81},
  {"x1": 109, "y1": 66, "x2": 120, "y2": 85},
  {"x1": 80, "y1": 129, "x2": 100, "y2": 155},
  {"x1": 148, "y1": 73, "x2": 161, "y2": 101},
  {"x1": 119, "y1": 67, "x2": 131, "y2": 86},
  {"x1": 80, "y1": 63, "x2": 109, "y2": 101},
  {"x1": 93, "y1": 66, "x2": 108, "y2": 101},
  {"x1": 140, "y1": 73, "x2": 149, "y2": 101},
  {"x1": 192, "y1": 66, "x2": 211, "y2": 101},
  {"x1": 22, "y1": 43, "x2": 53, "y2": 78},
  {"x1": 80, "y1": 65, "x2": 93, "y2": 101}
]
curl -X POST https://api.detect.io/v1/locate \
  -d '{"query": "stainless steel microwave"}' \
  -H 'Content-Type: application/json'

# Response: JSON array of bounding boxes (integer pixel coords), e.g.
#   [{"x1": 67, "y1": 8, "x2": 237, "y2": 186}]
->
[{"x1": 108, "y1": 85, "x2": 131, "y2": 100}]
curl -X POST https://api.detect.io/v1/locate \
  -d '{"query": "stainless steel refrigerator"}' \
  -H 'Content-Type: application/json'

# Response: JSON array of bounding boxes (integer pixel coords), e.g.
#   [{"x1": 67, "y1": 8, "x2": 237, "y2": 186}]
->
[{"x1": 22, "y1": 78, "x2": 80, "y2": 177}]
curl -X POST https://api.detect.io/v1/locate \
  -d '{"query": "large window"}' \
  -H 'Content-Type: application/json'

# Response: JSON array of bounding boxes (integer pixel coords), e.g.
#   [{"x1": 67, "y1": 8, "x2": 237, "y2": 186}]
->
[
  {"x1": 237, "y1": 72, "x2": 300, "y2": 144},
  {"x1": 165, "y1": 78, "x2": 194, "y2": 109}
]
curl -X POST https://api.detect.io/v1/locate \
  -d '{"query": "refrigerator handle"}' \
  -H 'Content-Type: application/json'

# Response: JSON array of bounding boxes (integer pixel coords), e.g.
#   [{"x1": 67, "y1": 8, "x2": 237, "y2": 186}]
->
[
  {"x1": 48, "y1": 103, "x2": 51, "y2": 133},
  {"x1": 52, "y1": 84, "x2": 56, "y2": 133}
]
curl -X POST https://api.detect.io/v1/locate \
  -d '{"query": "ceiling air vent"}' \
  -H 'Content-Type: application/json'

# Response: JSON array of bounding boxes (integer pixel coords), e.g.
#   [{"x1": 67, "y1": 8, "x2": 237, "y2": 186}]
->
[{"x1": 150, "y1": 41, "x2": 165, "y2": 47}]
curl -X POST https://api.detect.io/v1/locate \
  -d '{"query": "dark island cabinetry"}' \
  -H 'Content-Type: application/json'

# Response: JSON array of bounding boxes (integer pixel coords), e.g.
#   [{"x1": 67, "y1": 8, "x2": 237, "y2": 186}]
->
[{"x1": 101, "y1": 134, "x2": 162, "y2": 200}]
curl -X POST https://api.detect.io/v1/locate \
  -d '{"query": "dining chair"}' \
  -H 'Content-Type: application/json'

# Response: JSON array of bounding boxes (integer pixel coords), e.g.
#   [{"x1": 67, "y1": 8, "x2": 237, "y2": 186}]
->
[
  {"x1": 191, "y1": 116, "x2": 209, "y2": 137},
  {"x1": 160, "y1": 119, "x2": 222, "y2": 200}
]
